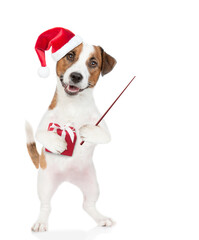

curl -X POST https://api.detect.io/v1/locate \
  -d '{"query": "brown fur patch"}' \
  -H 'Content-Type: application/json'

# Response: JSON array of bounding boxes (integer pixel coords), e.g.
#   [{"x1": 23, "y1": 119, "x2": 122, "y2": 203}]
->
[
  {"x1": 40, "y1": 149, "x2": 47, "y2": 169},
  {"x1": 101, "y1": 48, "x2": 117, "y2": 76},
  {"x1": 49, "y1": 89, "x2": 57, "y2": 110},
  {"x1": 87, "y1": 46, "x2": 102, "y2": 87},
  {"x1": 27, "y1": 143, "x2": 39, "y2": 169},
  {"x1": 56, "y1": 43, "x2": 83, "y2": 77}
]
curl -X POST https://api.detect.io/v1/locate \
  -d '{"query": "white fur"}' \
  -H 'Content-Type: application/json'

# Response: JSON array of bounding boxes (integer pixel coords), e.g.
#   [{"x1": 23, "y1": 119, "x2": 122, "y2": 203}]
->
[
  {"x1": 63, "y1": 43, "x2": 94, "y2": 90},
  {"x1": 31, "y1": 43, "x2": 113, "y2": 232},
  {"x1": 25, "y1": 121, "x2": 35, "y2": 144},
  {"x1": 79, "y1": 124, "x2": 111, "y2": 144}
]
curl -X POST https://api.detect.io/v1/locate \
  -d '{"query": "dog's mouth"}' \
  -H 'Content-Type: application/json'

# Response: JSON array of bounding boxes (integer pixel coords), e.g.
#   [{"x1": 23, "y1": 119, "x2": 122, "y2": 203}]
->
[
  {"x1": 64, "y1": 84, "x2": 80, "y2": 95},
  {"x1": 60, "y1": 75, "x2": 89, "y2": 96}
]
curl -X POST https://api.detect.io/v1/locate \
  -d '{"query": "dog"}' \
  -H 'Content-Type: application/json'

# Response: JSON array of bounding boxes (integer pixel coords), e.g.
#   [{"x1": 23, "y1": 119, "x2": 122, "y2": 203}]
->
[{"x1": 25, "y1": 42, "x2": 116, "y2": 232}]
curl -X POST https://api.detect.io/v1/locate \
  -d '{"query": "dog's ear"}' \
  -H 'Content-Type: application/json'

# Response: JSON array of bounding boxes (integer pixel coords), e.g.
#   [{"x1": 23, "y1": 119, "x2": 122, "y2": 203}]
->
[{"x1": 100, "y1": 47, "x2": 117, "y2": 76}]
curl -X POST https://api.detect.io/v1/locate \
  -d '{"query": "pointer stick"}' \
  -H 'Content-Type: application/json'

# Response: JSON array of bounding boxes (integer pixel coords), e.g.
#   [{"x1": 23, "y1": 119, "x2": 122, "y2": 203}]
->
[{"x1": 80, "y1": 76, "x2": 136, "y2": 145}]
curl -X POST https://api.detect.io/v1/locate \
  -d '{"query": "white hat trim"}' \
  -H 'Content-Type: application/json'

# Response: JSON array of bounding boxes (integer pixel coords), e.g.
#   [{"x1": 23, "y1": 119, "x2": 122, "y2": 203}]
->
[{"x1": 52, "y1": 35, "x2": 83, "y2": 62}]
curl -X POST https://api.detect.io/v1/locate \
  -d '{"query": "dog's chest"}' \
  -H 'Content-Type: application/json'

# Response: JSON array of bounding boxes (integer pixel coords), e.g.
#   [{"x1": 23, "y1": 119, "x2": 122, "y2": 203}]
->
[
  {"x1": 45, "y1": 101, "x2": 99, "y2": 170},
  {"x1": 50, "y1": 98, "x2": 99, "y2": 129}
]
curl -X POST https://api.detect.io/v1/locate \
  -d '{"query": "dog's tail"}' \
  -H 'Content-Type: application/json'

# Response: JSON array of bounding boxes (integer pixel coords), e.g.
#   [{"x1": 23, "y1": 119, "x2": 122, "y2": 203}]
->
[{"x1": 25, "y1": 121, "x2": 40, "y2": 169}]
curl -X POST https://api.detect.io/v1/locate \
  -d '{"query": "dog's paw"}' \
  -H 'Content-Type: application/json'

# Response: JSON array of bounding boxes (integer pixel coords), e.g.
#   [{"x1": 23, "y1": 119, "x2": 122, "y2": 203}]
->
[
  {"x1": 97, "y1": 218, "x2": 115, "y2": 227},
  {"x1": 31, "y1": 222, "x2": 48, "y2": 232},
  {"x1": 45, "y1": 134, "x2": 67, "y2": 154},
  {"x1": 79, "y1": 125, "x2": 110, "y2": 144}
]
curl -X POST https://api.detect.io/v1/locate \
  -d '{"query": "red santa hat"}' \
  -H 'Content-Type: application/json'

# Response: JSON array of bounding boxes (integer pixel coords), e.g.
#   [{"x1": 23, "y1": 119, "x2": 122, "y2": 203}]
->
[{"x1": 35, "y1": 27, "x2": 83, "y2": 78}]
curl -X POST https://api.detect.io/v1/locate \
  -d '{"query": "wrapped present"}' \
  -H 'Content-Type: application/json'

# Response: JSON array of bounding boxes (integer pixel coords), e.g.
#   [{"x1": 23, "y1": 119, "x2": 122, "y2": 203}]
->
[{"x1": 45, "y1": 123, "x2": 77, "y2": 156}]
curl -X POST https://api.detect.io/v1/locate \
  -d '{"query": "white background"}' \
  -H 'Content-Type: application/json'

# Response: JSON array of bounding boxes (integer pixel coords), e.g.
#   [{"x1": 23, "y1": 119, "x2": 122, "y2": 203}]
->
[{"x1": 0, "y1": 0, "x2": 199, "y2": 239}]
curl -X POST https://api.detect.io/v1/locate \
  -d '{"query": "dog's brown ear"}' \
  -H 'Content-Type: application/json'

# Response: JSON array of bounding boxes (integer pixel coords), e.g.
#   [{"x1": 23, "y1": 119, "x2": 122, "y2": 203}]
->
[{"x1": 100, "y1": 47, "x2": 117, "y2": 76}]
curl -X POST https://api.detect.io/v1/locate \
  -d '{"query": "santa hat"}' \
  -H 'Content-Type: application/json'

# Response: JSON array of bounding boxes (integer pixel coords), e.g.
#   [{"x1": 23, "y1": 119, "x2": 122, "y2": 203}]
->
[{"x1": 35, "y1": 27, "x2": 83, "y2": 78}]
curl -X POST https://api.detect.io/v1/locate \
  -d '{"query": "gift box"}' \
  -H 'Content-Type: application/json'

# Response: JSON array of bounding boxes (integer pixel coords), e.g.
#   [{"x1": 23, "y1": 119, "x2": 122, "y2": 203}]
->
[{"x1": 45, "y1": 123, "x2": 77, "y2": 156}]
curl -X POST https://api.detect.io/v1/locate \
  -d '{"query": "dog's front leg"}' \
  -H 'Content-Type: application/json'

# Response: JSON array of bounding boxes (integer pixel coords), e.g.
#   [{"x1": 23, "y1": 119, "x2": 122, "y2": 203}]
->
[
  {"x1": 35, "y1": 111, "x2": 67, "y2": 154},
  {"x1": 79, "y1": 124, "x2": 111, "y2": 144},
  {"x1": 36, "y1": 129, "x2": 67, "y2": 154}
]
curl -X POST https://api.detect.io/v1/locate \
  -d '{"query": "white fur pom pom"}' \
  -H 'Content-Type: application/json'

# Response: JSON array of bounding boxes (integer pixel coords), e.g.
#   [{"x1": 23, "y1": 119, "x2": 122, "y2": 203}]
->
[{"x1": 38, "y1": 66, "x2": 50, "y2": 78}]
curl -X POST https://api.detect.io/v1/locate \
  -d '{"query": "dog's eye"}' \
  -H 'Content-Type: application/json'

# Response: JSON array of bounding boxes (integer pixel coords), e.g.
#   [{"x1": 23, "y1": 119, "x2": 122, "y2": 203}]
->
[
  {"x1": 66, "y1": 52, "x2": 75, "y2": 61},
  {"x1": 89, "y1": 59, "x2": 98, "y2": 68}
]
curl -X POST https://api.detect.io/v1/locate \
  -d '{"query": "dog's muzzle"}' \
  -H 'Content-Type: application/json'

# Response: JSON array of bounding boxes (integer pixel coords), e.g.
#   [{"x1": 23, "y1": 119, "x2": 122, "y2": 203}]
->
[{"x1": 59, "y1": 75, "x2": 89, "y2": 96}]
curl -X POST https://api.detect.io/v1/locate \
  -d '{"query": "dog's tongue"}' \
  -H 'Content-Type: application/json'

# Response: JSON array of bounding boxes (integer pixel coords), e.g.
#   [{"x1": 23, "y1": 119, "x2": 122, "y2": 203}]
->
[{"x1": 67, "y1": 85, "x2": 79, "y2": 93}]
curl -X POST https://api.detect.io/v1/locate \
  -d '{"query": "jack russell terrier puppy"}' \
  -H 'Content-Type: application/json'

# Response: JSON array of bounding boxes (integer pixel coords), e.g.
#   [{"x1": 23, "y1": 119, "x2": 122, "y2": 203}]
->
[{"x1": 25, "y1": 30, "x2": 116, "y2": 232}]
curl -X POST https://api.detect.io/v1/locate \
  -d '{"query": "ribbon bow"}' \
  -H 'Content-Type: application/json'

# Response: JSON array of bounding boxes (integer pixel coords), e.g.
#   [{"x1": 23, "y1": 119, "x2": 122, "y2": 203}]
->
[{"x1": 49, "y1": 123, "x2": 76, "y2": 143}]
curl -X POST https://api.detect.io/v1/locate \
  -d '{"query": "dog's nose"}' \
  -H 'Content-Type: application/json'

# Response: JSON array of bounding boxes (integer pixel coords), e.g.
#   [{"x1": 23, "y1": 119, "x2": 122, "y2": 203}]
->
[{"x1": 70, "y1": 72, "x2": 83, "y2": 83}]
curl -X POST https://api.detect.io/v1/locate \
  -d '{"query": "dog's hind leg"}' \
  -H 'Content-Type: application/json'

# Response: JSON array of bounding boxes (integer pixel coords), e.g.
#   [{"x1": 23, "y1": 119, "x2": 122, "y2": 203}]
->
[
  {"x1": 31, "y1": 169, "x2": 62, "y2": 232},
  {"x1": 70, "y1": 164, "x2": 115, "y2": 227}
]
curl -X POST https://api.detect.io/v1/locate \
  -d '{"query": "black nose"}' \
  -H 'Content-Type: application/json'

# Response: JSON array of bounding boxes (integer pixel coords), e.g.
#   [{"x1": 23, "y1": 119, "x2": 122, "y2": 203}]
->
[{"x1": 70, "y1": 72, "x2": 83, "y2": 83}]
